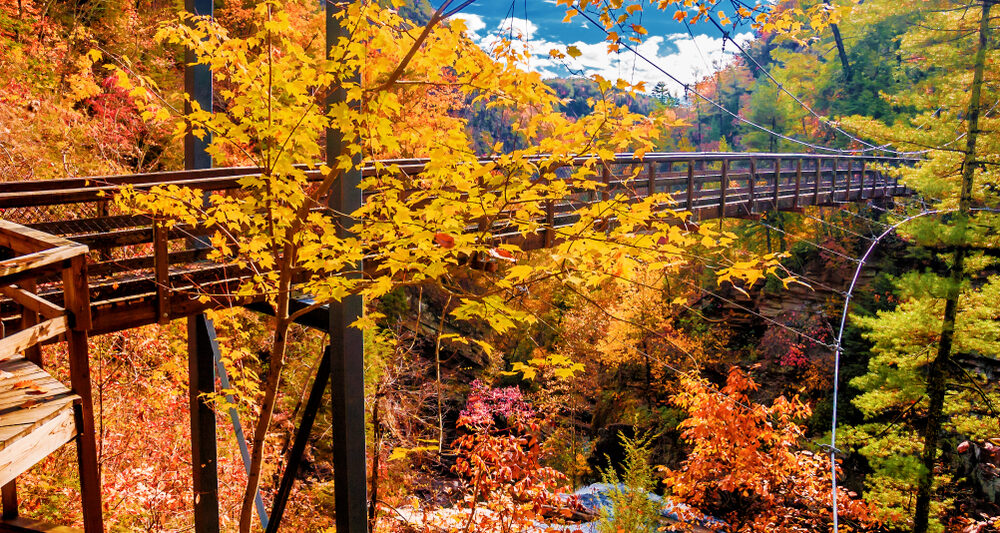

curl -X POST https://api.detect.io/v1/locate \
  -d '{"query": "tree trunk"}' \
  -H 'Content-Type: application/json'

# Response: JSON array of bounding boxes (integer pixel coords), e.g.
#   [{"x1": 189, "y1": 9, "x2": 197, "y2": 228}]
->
[
  {"x1": 369, "y1": 397, "x2": 382, "y2": 531},
  {"x1": 435, "y1": 294, "x2": 452, "y2": 453},
  {"x1": 239, "y1": 242, "x2": 295, "y2": 532},
  {"x1": 830, "y1": 23, "x2": 852, "y2": 81},
  {"x1": 825, "y1": 0, "x2": 853, "y2": 82},
  {"x1": 913, "y1": 2, "x2": 992, "y2": 531}
]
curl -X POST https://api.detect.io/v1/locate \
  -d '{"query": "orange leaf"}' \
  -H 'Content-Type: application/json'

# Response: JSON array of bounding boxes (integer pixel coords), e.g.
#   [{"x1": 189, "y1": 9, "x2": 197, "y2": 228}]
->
[
  {"x1": 673, "y1": 10, "x2": 687, "y2": 21},
  {"x1": 434, "y1": 233, "x2": 455, "y2": 249}
]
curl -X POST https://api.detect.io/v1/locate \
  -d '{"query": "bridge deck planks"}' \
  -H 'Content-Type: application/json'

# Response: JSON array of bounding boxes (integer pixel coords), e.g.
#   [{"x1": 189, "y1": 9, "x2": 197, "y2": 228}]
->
[{"x1": 0, "y1": 357, "x2": 79, "y2": 488}]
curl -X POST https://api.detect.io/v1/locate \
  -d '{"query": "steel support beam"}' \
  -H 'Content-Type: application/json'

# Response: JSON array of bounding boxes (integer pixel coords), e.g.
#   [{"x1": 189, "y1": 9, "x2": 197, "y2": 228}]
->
[
  {"x1": 184, "y1": 0, "x2": 216, "y2": 530},
  {"x1": 266, "y1": 347, "x2": 332, "y2": 533},
  {"x1": 327, "y1": 2, "x2": 369, "y2": 532},
  {"x1": 187, "y1": 314, "x2": 220, "y2": 533},
  {"x1": 184, "y1": 0, "x2": 212, "y2": 171}
]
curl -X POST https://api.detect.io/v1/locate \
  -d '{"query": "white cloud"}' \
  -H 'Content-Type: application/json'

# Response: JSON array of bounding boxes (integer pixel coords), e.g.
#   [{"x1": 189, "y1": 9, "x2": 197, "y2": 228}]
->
[
  {"x1": 502, "y1": 17, "x2": 539, "y2": 40},
  {"x1": 450, "y1": 13, "x2": 487, "y2": 41},
  {"x1": 469, "y1": 19, "x2": 753, "y2": 96}
]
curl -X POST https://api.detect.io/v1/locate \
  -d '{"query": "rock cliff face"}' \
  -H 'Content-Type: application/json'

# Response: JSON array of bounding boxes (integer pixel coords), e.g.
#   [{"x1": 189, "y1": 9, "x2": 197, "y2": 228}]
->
[
  {"x1": 957, "y1": 441, "x2": 1000, "y2": 505},
  {"x1": 696, "y1": 252, "x2": 867, "y2": 336}
]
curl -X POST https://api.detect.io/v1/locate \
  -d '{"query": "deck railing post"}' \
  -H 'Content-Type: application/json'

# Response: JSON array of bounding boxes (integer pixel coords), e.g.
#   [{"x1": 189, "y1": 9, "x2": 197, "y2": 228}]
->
[
  {"x1": 719, "y1": 159, "x2": 728, "y2": 219},
  {"x1": 793, "y1": 159, "x2": 802, "y2": 209},
  {"x1": 773, "y1": 157, "x2": 781, "y2": 210},
  {"x1": 602, "y1": 163, "x2": 611, "y2": 202},
  {"x1": 96, "y1": 201, "x2": 111, "y2": 261},
  {"x1": 153, "y1": 220, "x2": 170, "y2": 325},
  {"x1": 63, "y1": 255, "x2": 103, "y2": 533},
  {"x1": 814, "y1": 158, "x2": 821, "y2": 204},
  {"x1": 686, "y1": 159, "x2": 695, "y2": 214},
  {"x1": 845, "y1": 159, "x2": 853, "y2": 203},
  {"x1": 647, "y1": 160, "x2": 656, "y2": 197},
  {"x1": 866, "y1": 161, "x2": 875, "y2": 198},
  {"x1": 544, "y1": 197, "x2": 555, "y2": 248},
  {"x1": 748, "y1": 157, "x2": 756, "y2": 214},
  {"x1": 859, "y1": 160, "x2": 867, "y2": 198},
  {"x1": 832, "y1": 159, "x2": 840, "y2": 200}
]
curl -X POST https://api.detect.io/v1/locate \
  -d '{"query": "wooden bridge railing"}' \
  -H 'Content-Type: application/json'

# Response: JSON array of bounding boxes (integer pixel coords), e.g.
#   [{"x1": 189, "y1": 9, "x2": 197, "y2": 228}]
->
[
  {"x1": 0, "y1": 152, "x2": 911, "y2": 336},
  {"x1": 0, "y1": 220, "x2": 101, "y2": 532}
]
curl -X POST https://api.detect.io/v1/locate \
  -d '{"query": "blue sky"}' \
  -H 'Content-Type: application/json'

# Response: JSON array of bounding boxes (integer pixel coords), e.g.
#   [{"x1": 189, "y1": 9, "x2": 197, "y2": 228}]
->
[{"x1": 437, "y1": 1, "x2": 756, "y2": 94}]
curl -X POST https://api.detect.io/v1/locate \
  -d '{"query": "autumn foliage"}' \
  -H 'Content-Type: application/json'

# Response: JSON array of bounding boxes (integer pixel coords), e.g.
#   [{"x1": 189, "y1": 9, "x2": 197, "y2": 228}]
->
[{"x1": 664, "y1": 367, "x2": 873, "y2": 532}]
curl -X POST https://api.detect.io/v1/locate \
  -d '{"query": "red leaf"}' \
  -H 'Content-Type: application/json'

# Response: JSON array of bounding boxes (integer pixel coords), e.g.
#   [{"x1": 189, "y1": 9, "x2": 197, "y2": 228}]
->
[
  {"x1": 488, "y1": 248, "x2": 515, "y2": 262},
  {"x1": 434, "y1": 233, "x2": 455, "y2": 249}
]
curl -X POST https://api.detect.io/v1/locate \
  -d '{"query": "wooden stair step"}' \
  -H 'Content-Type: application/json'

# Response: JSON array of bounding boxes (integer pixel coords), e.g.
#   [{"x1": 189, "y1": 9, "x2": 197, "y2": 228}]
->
[
  {"x1": 0, "y1": 516, "x2": 83, "y2": 532},
  {"x1": 0, "y1": 357, "x2": 79, "y2": 487}
]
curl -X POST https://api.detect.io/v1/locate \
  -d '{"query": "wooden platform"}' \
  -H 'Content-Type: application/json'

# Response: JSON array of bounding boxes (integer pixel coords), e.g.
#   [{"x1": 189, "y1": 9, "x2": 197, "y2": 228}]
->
[
  {"x1": 0, "y1": 357, "x2": 79, "y2": 488},
  {"x1": 0, "y1": 517, "x2": 82, "y2": 533}
]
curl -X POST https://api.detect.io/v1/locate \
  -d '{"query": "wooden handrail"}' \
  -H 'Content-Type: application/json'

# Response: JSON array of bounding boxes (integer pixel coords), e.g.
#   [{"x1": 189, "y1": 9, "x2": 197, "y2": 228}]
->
[
  {"x1": 0, "y1": 221, "x2": 90, "y2": 330},
  {"x1": 0, "y1": 152, "x2": 916, "y2": 209}
]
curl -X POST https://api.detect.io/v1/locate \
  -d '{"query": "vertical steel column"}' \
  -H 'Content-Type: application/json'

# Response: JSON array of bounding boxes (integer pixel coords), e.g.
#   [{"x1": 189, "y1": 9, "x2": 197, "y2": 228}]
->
[
  {"x1": 184, "y1": 0, "x2": 212, "y2": 171},
  {"x1": 187, "y1": 314, "x2": 219, "y2": 533},
  {"x1": 184, "y1": 0, "x2": 217, "y2": 531},
  {"x1": 327, "y1": 3, "x2": 369, "y2": 532}
]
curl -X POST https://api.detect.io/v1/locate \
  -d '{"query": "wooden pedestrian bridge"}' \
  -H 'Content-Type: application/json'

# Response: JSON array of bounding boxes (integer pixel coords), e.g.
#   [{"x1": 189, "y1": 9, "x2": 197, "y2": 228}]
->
[{"x1": 0, "y1": 151, "x2": 911, "y2": 532}]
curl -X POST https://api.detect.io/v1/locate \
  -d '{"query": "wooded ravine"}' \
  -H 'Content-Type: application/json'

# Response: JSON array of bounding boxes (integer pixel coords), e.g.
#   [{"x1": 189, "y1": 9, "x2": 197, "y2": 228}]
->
[{"x1": 0, "y1": 0, "x2": 998, "y2": 532}]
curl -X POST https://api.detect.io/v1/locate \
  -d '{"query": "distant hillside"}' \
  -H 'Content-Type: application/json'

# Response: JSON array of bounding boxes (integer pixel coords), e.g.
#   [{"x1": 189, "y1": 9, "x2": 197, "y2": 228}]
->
[
  {"x1": 545, "y1": 77, "x2": 661, "y2": 117},
  {"x1": 460, "y1": 77, "x2": 665, "y2": 154}
]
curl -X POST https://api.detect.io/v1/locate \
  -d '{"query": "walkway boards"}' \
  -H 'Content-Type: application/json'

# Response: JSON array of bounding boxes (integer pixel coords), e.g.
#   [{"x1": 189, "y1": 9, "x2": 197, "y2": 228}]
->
[{"x1": 0, "y1": 356, "x2": 79, "y2": 489}]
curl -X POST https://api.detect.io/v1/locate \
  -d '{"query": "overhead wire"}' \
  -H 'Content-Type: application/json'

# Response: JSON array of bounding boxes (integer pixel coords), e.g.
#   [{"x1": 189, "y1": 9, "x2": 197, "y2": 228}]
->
[
  {"x1": 572, "y1": 8, "x2": 889, "y2": 155},
  {"x1": 802, "y1": 210, "x2": 884, "y2": 239},
  {"x1": 513, "y1": 270, "x2": 836, "y2": 437},
  {"x1": 707, "y1": 10, "x2": 1000, "y2": 156},
  {"x1": 703, "y1": 12, "x2": 913, "y2": 155},
  {"x1": 441, "y1": 0, "x2": 479, "y2": 19},
  {"x1": 673, "y1": 276, "x2": 838, "y2": 348},
  {"x1": 753, "y1": 218, "x2": 862, "y2": 263}
]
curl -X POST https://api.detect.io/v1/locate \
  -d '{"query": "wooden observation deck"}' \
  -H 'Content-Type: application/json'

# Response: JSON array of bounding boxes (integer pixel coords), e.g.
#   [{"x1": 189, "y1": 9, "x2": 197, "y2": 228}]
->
[{"x1": 0, "y1": 152, "x2": 912, "y2": 532}]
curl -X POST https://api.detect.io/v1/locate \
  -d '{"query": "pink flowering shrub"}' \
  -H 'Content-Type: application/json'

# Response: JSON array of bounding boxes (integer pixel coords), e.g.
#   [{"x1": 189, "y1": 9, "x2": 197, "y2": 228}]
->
[
  {"x1": 457, "y1": 379, "x2": 535, "y2": 430},
  {"x1": 758, "y1": 311, "x2": 831, "y2": 368}
]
